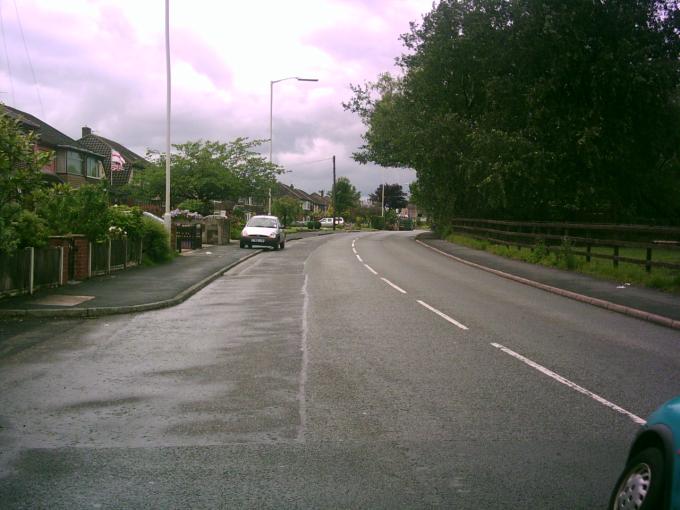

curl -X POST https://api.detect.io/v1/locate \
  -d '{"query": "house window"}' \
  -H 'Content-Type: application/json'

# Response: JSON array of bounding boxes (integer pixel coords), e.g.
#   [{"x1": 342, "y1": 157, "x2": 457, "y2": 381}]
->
[
  {"x1": 86, "y1": 158, "x2": 102, "y2": 178},
  {"x1": 66, "y1": 151, "x2": 83, "y2": 175}
]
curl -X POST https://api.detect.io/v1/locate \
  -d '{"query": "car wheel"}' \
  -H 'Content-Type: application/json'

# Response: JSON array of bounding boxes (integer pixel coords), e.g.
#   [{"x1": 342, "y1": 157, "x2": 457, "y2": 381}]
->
[
  {"x1": 280, "y1": 241, "x2": 285, "y2": 250},
  {"x1": 273, "y1": 242, "x2": 279, "y2": 251},
  {"x1": 239, "y1": 240, "x2": 245, "y2": 248},
  {"x1": 609, "y1": 447, "x2": 664, "y2": 510}
]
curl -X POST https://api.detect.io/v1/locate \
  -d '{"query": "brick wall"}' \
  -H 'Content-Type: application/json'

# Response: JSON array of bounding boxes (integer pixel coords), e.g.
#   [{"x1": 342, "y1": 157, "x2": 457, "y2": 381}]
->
[{"x1": 48, "y1": 235, "x2": 90, "y2": 282}]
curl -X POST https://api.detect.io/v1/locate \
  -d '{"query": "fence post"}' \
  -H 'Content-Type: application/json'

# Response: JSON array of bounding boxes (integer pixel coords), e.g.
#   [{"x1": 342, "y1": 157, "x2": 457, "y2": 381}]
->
[
  {"x1": 59, "y1": 246, "x2": 64, "y2": 285},
  {"x1": 107, "y1": 239, "x2": 112, "y2": 274},
  {"x1": 124, "y1": 237, "x2": 128, "y2": 269},
  {"x1": 29, "y1": 247, "x2": 35, "y2": 295},
  {"x1": 586, "y1": 245, "x2": 591, "y2": 263},
  {"x1": 646, "y1": 248, "x2": 652, "y2": 273},
  {"x1": 613, "y1": 246, "x2": 619, "y2": 268},
  {"x1": 139, "y1": 239, "x2": 143, "y2": 264}
]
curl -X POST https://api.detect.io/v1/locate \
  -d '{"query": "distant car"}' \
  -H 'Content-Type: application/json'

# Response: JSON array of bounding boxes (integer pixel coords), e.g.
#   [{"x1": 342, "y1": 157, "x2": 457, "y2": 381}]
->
[
  {"x1": 320, "y1": 217, "x2": 344, "y2": 227},
  {"x1": 609, "y1": 396, "x2": 680, "y2": 509},
  {"x1": 240, "y1": 215, "x2": 285, "y2": 250}
]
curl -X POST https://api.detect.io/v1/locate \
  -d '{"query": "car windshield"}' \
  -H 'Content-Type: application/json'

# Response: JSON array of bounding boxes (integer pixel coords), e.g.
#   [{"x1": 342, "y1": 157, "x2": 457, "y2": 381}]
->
[{"x1": 247, "y1": 217, "x2": 277, "y2": 228}]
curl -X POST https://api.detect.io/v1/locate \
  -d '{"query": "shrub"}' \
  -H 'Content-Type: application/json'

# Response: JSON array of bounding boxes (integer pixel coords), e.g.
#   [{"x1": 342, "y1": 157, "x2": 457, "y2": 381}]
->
[
  {"x1": 109, "y1": 205, "x2": 144, "y2": 240},
  {"x1": 370, "y1": 215, "x2": 386, "y2": 230},
  {"x1": 230, "y1": 221, "x2": 244, "y2": 240},
  {"x1": 528, "y1": 239, "x2": 550, "y2": 263},
  {"x1": 141, "y1": 217, "x2": 172, "y2": 263},
  {"x1": 177, "y1": 199, "x2": 210, "y2": 216},
  {"x1": 307, "y1": 220, "x2": 321, "y2": 230}
]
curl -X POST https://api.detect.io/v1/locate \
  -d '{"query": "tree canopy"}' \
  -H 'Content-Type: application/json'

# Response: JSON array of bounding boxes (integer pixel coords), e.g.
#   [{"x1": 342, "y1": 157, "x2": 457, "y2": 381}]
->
[
  {"x1": 128, "y1": 138, "x2": 281, "y2": 211},
  {"x1": 332, "y1": 177, "x2": 361, "y2": 218},
  {"x1": 344, "y1": 0, "x2": 680, "y2": 226},
  {"x1": 369, "y1": 183, "x2": 408, "y2": 210}
]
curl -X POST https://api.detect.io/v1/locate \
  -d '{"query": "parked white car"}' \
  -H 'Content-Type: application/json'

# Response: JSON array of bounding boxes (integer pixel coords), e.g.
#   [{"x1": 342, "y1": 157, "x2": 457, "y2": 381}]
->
[
  {"x1": 240, "y1": 215, "x2": 286, "y2": 250},
  {"x1": 320, "y1": 217, "x2": 344, "y2": 226}
]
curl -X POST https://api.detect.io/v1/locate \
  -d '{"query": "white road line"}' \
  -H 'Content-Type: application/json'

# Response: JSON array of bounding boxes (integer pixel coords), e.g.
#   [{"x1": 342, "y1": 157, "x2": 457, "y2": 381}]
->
[
  {"x1": 352, "y1": 239, "x2": 356, "y2": 247},
  {"x1": 297, "y1": 274, "x2": 310, "y2": 442},
  {"x1": 417, "y1": 300, "x2": 469, "y2": 330},
  {"x1": 352, "y1": 247, "x2": 357, "y2": 254},
  {"x1": 490, "y1": 343, "x2": 646, "y2": 425},
  {"x1": 356, "y1": 254, "x2": 363, "y2": 263},
  {"x1": 364, "y1": 264, "x2": 378, "y2": 275},
  {"x1": 381, "y1": 277, "x2": 407, "y2": 294}
]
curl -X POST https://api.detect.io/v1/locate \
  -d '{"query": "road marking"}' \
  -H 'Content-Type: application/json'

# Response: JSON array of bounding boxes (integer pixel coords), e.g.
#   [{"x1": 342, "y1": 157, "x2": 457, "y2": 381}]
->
[
  {"x1": 364, "y1": 264, "x2": 378, "y2": 275},
  {"x1": 490, "y1": 343, "x2": 646, "y2": 425},
  {"x1": 352, "y1": 247, "x2": 357, "y2": 254},
  {"x1": 356, "y1": 254, "x2": 363, "y2": 263},
  {"x1": 381, "y1": 277, "x2": 407, "y2": 294},
  {"x1": 297, "y1": 274, "x2": 310, "y2": 442},
  {"x1": 352, "y1": 239, "x2": 356, "y2": 247},
  {"x1": 417, "y1": 300, "x2": 469, "y2": 330}
]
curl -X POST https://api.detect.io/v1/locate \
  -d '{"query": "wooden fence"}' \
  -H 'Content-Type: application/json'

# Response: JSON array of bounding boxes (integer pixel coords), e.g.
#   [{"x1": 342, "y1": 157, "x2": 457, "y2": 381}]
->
[
  {"x1": 450, "y1": 218, "x2": 680, "y2": 273},
  {"x1": 0, "y1": 246, "x2": 63, "y2": 297}
]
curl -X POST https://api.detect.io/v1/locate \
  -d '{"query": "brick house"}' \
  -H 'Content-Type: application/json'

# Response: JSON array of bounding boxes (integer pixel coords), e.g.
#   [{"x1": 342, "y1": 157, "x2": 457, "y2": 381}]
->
[
  {"x1": 78, "y1": 127, "x2": 148, "y2": 187},
  {"x1": 276, "y1": 183, "x2": 329, "y2": 221},
  {"x1": 1, "y1": 105, "x2": 105, "y2": 187}
]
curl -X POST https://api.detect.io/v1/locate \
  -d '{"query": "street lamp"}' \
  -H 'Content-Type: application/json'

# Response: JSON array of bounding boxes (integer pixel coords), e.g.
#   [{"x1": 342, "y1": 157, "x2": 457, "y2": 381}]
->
[
  {"x1": 163, "y1": 0, "x2": 172, "y2": 234},
  {"x1": 268, "y1": 76, "x2": 318, "y2": 214}
]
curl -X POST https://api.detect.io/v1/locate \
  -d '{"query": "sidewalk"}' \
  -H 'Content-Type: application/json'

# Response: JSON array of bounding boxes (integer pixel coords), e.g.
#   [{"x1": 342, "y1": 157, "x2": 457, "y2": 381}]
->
[
  {"x1": 417, "y1": 233, "x2": 680, "y2": 330},
  {"x1": 0, "y1": 231, "x2": 337, "y2": 318}
]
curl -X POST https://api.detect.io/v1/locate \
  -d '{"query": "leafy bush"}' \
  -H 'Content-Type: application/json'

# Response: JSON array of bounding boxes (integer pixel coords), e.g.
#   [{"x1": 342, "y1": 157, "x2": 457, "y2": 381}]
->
[
  {"x1": 370, "y1": 216, "x2": 385, "y2": 230},
  {"x1": 230, "y1": 221, "x2": 244, "y2": 240},
  {"x1": 177, "y1": 199, "x2": 210, "y2": 216},
  {"x1": 141, "y1": 217, "x2": 172, "y2": 264},
  {"x1": 34, "y1": 184, "x2": 110, "y2": 242},
  {"x1": 109, "y1": 205, "x2": 144, "y2": 240},
  {"x1": 307, "y1": 220, "x2": 321, "y2": 230},
  {"x1": 399, "y1": 218, "x2": 414, "y2": 230}
]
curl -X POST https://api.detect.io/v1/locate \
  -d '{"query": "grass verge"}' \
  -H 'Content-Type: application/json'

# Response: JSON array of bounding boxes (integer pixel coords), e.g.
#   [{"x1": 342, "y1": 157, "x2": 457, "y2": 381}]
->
[{"x1": 445, "y1": 233, "x2": 680, "y2": 294}]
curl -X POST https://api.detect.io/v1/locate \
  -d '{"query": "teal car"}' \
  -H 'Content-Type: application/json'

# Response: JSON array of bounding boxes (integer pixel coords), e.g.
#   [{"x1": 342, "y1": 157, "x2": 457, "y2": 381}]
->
[{"x1": 610, "y1": 396, "x2": 680, "y2": 509}]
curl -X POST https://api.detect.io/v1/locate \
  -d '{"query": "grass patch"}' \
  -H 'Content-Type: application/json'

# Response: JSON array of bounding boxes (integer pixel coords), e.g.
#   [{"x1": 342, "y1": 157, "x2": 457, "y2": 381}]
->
[{"x1": 445, "y1": 233, "x2": 680, "y2": 294}]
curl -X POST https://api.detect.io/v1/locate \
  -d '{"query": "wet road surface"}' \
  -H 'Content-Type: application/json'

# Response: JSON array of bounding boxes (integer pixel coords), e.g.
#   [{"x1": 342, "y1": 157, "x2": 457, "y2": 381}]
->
[{"x1": 1, "y1": 232, "x2": 679, "y2": 508}]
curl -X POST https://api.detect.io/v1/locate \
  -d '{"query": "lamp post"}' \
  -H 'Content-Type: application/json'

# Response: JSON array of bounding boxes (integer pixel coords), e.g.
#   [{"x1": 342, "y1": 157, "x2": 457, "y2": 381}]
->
[
  {"x1": 163, "y1": 0, "x2": 172, "y2": 234},
  {"x1": 268, "y1": 76, "x2": 318, "y2": 215}
]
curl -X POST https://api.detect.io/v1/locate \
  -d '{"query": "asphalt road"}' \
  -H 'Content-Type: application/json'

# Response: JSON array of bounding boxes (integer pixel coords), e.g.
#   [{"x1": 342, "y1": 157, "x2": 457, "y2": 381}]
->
[{"x1": 1, "y1": 231, "x2": 679, "y2": 509}]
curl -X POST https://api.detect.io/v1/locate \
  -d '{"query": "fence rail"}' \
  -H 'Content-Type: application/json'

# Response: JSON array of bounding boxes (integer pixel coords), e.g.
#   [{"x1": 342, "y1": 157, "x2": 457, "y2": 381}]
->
[
  {"x1": 451, "y1": 218, "x2": 680, "y2": 273},
  {"x1": 91, "y1": 238, "x2": 142, "y2": 276}
]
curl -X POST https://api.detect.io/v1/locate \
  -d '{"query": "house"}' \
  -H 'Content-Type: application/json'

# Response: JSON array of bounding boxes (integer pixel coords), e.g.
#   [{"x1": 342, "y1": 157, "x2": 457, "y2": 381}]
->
[
  {"x1": 275, "y1": 183, "x2": 327, "y2": 221},
  {"x1": 78, "y1": 127, "x2": 147, "y2": 187},
  {"x1": 1, "y1": 105, "x2": 105, "y2": 187},
  {"x1": 309, "y1": 192, "x2": 330, "y2": 216}
]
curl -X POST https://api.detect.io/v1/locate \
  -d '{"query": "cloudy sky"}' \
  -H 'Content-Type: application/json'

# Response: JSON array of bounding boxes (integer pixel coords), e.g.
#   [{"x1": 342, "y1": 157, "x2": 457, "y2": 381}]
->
[{"x1": 0, "y1": 0, "x2": 433, "y2": 197}]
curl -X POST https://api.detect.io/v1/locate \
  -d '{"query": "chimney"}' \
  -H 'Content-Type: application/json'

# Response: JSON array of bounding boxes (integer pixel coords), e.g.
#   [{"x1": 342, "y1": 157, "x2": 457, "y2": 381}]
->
[{"x1": 82, "y1": 126, "x2": 92, "y2": 137}]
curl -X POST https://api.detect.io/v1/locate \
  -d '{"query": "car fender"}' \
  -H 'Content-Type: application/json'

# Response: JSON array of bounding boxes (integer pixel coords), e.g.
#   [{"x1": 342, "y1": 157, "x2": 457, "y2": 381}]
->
[{"x1": 629, "y1": 424, "x2": 676, "y2": 509}]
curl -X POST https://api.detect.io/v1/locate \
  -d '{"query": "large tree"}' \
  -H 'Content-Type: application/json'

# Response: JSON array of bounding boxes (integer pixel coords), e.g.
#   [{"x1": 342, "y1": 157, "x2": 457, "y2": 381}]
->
[
  {"x1": 369, "y1": 183, "x2": 408, "y2": 210},
  {"x1": 128, "y1": 138, "x2": 281, "y2": 211},
  {"x1": 0, "y1": 112, "x2": 52, "y2": 253},
  {"x1": 331, "y1": 177, "x2": 361, "y2": 218},
  {"x1": 345, "y1": 0, "x2": 680, "y2": 225}
]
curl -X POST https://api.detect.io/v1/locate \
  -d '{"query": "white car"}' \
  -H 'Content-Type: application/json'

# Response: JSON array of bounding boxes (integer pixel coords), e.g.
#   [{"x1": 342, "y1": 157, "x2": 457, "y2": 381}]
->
[
  {"x1": 240, "y1": 215, "x2": 286, "y2": 250},
  {"x1": 320, "y1": 217, "x2": 344, "y2": 226}
]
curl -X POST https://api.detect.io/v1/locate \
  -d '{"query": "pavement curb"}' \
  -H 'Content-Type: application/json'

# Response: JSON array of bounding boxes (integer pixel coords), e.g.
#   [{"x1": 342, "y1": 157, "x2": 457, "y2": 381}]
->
[
  {"x1": 415, "y1": 237, "x2": 680, "y2": 331},
  {"x1": 0, "y1": 250, "x2": 262, "y2": 319}
]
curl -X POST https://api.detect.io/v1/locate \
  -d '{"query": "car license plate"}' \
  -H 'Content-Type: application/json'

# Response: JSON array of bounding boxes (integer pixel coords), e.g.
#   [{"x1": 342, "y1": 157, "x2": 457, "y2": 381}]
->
[{"x1": 251, "y1": 239, "x2": 265, "y2": 243}]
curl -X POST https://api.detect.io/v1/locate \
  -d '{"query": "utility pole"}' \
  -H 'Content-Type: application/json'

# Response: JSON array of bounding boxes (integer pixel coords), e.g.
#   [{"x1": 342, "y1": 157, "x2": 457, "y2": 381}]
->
[
  {"x1": 332, "y1": 155, "x2": 336, "y2": 231},
  {"x1": 381, "y1": 182, "x2": 385, "y2": 217},
  {"x1": 163, "y1": 0, "x2": 172, "y2": 235}
]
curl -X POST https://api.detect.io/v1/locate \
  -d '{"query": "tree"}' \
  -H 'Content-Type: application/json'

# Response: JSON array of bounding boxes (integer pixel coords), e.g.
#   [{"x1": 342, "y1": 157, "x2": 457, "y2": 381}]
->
[
  {"x1": 34, "y1": 183, "x2": 111, "y2": 242},
  {"x1": 0, "y1": 111, "x2": 52, "y2": 253},
  {"x1": 369, "y1": 183, "x2": 408, "y2": 210},
  {"x1": 331, "y1": 177, "x2": 360, "y2": 218},
  {"x1": 127, "y1": 138, "x2": 282, "y2": 211},
  {"x1": 345, "y1": 1, "x2": 680, "y2": 225},
  {"x1": 272, "y1": 196, "x2": 302, "y2": 226}
]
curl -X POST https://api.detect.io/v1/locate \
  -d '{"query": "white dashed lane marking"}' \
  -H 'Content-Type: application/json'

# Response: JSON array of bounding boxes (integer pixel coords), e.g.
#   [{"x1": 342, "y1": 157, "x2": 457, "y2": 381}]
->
[
  {"x1": 381, "y1": 277, "x2": 407, "y2": 294},
  {"x1": 491, "y1": 343, "x2": 645, "y2": 425},
  {"x1": 416, "y1": 300, "x2": 469, "y2": 330}
]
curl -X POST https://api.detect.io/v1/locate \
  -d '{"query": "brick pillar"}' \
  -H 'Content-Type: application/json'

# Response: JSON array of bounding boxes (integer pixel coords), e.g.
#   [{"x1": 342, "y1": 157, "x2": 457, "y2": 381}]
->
[{"x1": 71, "y1": 236, "x2": 90, "y2": 280}]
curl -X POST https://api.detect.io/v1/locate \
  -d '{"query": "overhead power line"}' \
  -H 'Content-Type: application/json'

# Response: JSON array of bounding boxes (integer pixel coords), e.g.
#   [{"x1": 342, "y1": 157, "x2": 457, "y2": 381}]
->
[{"x1": 0, "y1": 0, "x2": 16, "y2": 105}]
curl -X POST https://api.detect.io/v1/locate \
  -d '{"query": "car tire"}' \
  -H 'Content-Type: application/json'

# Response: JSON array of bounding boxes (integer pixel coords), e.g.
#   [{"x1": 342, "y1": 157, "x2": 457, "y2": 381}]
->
[
  {"x1": 609, "y1": 447, "x2": 664, "y2": 510},
  {"x1": 240, "y1": 240, "x2": 245, "y2": 248},
  {"x1": 273, "y1": 242, "x2": 279, "y2": 251},
  {"x1": 280, "y1": 241, "x2": 285, "y2": 250}
]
